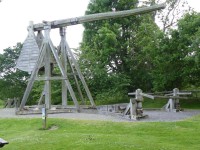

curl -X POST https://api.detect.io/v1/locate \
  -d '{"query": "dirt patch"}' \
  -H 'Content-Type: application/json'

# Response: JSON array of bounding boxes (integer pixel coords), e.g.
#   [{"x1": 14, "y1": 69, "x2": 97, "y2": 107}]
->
[{"x1": 48, "y1": 125, "x2": 59, "y2": 130}]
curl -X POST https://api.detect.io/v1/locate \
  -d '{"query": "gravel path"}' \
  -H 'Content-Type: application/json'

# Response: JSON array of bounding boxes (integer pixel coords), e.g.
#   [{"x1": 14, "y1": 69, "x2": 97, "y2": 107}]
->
[
  {"x1": 0, "y1": 108, "x2": 200, "y2": 122},
  {"x1": 140, "y1": 109, "x2": 200, "y2": 122}
]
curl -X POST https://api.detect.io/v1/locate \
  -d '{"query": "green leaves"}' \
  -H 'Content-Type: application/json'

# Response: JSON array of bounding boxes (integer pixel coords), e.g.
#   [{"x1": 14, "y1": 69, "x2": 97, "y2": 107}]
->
[
  {"x1": 0, "y1": 43, "x2": 29, "y2": 99},
  {"x1": 80, "y1": 0, "x2": 161, "y2": 101},
  {"x1": 152, "y1": 12, "x2": 200, "y2": 90}
]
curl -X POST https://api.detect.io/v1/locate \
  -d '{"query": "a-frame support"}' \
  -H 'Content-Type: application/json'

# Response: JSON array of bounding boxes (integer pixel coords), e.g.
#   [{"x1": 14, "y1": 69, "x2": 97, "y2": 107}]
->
[
  {"x1": 58, "y1": 27, "x2": 96, "y2": 107},
  {"x1": 19, "y1": 22, "x2": 80, "y2": 111}
]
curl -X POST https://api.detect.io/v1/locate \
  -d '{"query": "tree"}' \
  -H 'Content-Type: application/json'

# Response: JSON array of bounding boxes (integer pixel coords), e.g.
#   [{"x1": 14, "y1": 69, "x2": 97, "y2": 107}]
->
[
  {"x1": 152, "y1": 12, "x2": 200, "y2": 91},
  {"x1": 143, "y1": 0, "x2": 192, "y2": 33},
  {"x1": 0, "y1": 43, "x2": 29, "y2": 100},
  {"x1": 80, "y1": 0, "x2": 161, "y2": 103},
  {"x1": 80, "y1": 0, "x2": 196, "y2": 97},
  {"x1": 176, "y1": 12, "x2": 200, "y2": 87}
]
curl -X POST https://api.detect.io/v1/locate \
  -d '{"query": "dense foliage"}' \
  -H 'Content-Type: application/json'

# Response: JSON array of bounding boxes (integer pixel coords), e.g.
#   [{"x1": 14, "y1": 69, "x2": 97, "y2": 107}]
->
[
  {"x1": 80, "y1": 0, "x2": 161, "y2": 103},
  {"x1": 0, "y1": 43, "x2": 29, "y2": 100},
  {"x1": 79, "y1": 0, "x2": 198, "y2": 103},
  {"x1": 152, "y1": 12, "x2": 200, "y2": 90}
]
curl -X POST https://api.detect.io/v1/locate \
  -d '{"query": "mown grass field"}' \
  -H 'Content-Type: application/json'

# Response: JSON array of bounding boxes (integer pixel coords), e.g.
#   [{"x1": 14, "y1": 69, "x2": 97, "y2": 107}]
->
[{"x1": 1, "y1": 115, "x2": 200, "y2": 150}]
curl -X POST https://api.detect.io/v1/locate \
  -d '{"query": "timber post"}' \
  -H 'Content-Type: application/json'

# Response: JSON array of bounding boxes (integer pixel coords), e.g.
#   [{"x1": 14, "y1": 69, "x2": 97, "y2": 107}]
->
[
  {"x1": 125, "y1": 89, "x2": 154, "y2": 120},
  {"x1": 60, "y1": 27, "x2": 68, "y2": 107},
  {"x1": 44, "y1": 22, "x2": 52, "y2": 109},
  {"x1": 164, "y1": 88, "x2": 191, "y2": 112}
]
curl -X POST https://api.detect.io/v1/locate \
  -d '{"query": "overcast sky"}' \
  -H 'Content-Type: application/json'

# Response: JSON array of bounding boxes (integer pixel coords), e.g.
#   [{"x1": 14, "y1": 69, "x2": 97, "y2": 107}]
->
[{"x1": 0, "y1": 0, "x2": 199, "y2": 54}]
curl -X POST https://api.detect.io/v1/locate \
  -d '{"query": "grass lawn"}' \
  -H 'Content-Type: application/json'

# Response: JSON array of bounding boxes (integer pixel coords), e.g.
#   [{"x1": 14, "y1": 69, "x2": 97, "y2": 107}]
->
[
  {"x1": 1, "y1": 115, "x2": 200, "y2": 150},
  {"x1": 143, "y1": 98, "x2": 200, "y2": 109}
]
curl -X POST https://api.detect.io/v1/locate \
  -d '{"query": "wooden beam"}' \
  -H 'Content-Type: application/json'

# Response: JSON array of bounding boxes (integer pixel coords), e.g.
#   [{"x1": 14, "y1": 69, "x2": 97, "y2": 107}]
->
[
  {"x1": 33, "y1": 3, "x2": 166, "y2": 31},
  {"x1": 68, "y1": 56, "x2": 85, "y2": 105},
  {"x1": 48, "y1": 38, "x2": 80, "y2": 110},
  {"x1": 153, "y1": 95, "x2": 189, "y2": 99},
  {"x1": 60, "y1": 27, "x2": 68, "y2": 106},
  {"x1": 65, "y1": 41, "x2": 96, "y2": 107},
  {"x1": 140, "y1": 93, "x2": 155, "y2": 100},
  {"x1": 19, "y1": 43, "x2": 47, "y2": 109},
  {"x1": 35, "y1": 76, "x2": 67, "y2": 81}
]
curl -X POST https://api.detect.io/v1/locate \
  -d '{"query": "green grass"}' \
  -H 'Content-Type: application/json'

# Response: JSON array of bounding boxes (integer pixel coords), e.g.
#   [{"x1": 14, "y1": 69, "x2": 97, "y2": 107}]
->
[
  {"x1": 143, "y1": 98, "x2": 200, "y2": 109},
  {"x1": 143, "y1": 98, "x2": 168, "y2": 108},
  {"x1": 181, "y1": 99, "x2": 200, "y2": 109},
  {"x1": 1, "y1": 116, "x2": 200, "y2": 150}
]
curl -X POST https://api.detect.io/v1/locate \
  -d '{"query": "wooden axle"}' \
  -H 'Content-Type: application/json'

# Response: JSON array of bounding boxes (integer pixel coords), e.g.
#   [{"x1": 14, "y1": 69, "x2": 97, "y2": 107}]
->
[
  {"x1": 153, "y1": 95, "x2": 189, "y2": 100},
  {"x1": 129, "y1": 93, "x2": 190, "y2": 100}
]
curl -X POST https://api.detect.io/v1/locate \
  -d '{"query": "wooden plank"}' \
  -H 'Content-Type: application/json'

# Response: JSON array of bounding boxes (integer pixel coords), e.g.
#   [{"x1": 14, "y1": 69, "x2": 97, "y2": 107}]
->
[
  {"x1": 35, "y1": 74, "x2": 78, "y2": 81},
  {"x1": 177, "y1": 92, "x2": 192, "y2": 95},
  {"x1": 140, "y1": 93, "x2": 154, "y2": 100},
  {"x1": 35, "y1": 76, "x2": 67, "y2": 81},
  {"x1": 128, "y1": 92, "x2": 136, "y2": 96},
  {"x1": 153, "y1": 95, "x2": 189, "y2": 99}
]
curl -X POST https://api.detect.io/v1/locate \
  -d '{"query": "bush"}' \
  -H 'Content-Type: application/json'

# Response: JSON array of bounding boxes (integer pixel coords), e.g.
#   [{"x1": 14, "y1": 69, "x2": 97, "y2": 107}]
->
[{"x1": 95, "y1": 90, "x2": 129, "y2": 105}]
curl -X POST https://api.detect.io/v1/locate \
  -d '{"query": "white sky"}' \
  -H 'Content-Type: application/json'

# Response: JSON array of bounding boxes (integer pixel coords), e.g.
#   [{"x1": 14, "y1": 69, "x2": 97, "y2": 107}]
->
[
  {"x1": 0, "y1": 0, "x2": 199, "y2": 54},
  {"x1": 0, "y1": 0, "x2": 90, "y2": 53}
]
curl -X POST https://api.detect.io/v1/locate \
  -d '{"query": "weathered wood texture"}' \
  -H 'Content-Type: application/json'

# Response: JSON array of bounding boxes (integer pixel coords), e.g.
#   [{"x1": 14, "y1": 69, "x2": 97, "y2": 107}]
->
[
  {"x1": 20, "y1": 24, "x2": 80, "y2": 111},
  {"x1": 60, "y1": 27, "x2": 68, "y2": 106},
  {"x1": 164, "y1": 88, "x2": 192, "y2": 112},
  {"x1": 64, "y1": 40, "x2": 96, "y2": 107},
  {"x1": 20, "y1": 42, "x2": 47, "y2": 109},
  {"x1": 16, "y1": 23, "x2": 39, "y2": 73},
  {"x1": 33, "y1": 3, "x2": 165, "y2": 31}
]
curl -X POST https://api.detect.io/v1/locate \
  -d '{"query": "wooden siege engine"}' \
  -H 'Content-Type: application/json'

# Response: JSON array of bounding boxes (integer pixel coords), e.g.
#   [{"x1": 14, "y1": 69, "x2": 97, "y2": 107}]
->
[{"x1": 15, "y1": 3, "x2": 165, "y2": 113}]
